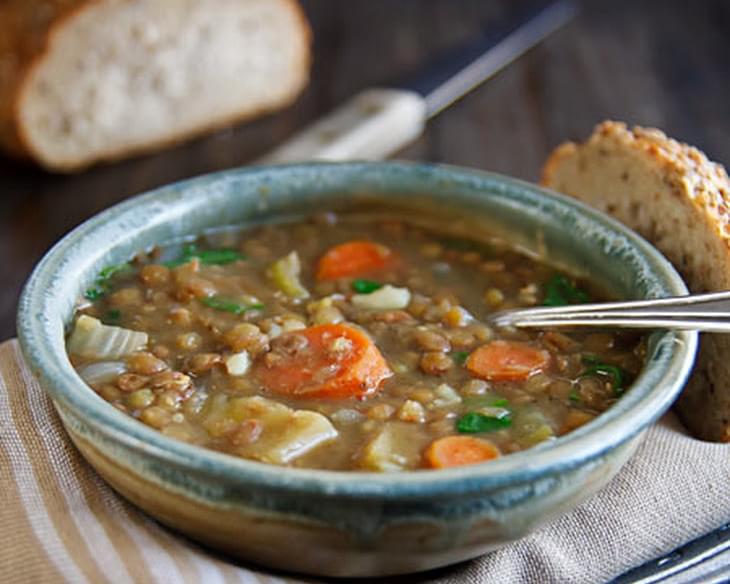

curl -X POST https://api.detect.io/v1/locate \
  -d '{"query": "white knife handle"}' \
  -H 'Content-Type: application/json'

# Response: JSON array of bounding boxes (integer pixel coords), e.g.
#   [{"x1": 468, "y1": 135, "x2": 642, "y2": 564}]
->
[{"x1": 257, "y1": 88, "x2": 428, "y2": 164}]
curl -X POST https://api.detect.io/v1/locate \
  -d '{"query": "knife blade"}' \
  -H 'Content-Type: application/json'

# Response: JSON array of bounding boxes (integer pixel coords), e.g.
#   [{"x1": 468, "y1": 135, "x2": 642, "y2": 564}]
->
[{"x1": 258, "y1": 0, "x2": 578, "y2": 164}]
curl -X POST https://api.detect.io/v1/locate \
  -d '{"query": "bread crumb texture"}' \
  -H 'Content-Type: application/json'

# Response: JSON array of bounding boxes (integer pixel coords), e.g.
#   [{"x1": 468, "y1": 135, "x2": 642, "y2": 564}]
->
[
  {"x1": 0, "y1": 0, "x2": 311, "y2": 171},
  {"x1": 543, "y1": 120, "x2": 730, "y2": 442}
]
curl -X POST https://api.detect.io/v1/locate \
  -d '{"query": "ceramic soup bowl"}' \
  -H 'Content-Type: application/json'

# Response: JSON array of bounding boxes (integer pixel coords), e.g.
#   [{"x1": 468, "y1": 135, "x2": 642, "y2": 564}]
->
[{"x1": 17, "y1": 162, "x2": 697, "y2": 577}]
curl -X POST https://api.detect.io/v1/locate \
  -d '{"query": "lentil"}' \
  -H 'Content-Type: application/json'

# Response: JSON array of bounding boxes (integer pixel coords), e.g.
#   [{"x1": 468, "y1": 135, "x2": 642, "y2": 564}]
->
[
  {"x1": 176, "y1": 332, "x2": 202, "y2": 351},
  {"x1": 127, "y1": 351, "x2": 168, "y2": 375},
  {"x1": 140, "y1": 406, "x2": 173, "y2": 429},
  {"x1": 117, "y1": 373, "x2": 148, "y2": 392},
  {"x1": 140, "y1": 264, "x2": 170, "y2": 287},
  {"x1": 413, "y1": 329, "x2": 451, "y2": 352},
  {"x1": 420, "y1": 352, "x2": 454, "y2": 375}
]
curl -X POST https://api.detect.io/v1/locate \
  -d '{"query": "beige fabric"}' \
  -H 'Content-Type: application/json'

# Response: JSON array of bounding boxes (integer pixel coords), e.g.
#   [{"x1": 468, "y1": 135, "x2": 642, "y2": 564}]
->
[{"x1": 1, "y1": 338, "x2": 728, "y2": 584}]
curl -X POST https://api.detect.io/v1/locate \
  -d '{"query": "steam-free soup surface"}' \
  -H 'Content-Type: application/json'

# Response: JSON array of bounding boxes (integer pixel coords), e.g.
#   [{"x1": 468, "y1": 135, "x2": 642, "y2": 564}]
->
[{"x1": 67, "y1": 211, "x2": 644, "y2": 471}]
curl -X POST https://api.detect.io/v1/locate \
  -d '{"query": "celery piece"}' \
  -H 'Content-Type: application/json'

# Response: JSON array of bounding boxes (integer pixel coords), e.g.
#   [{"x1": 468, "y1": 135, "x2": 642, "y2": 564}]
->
[{"x1": 268, "y1": 251, "x2": 310, "y2": 299}]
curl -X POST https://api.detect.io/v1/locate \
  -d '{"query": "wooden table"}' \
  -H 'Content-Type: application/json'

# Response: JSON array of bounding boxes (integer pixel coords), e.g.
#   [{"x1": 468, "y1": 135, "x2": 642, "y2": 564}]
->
[{"x1": 2, "y1": 0, "x2": 729, "y2": 341}]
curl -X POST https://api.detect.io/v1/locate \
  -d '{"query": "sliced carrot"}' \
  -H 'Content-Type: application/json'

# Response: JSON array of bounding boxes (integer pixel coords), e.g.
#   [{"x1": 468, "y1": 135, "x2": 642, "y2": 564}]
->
[
  {"x1": 316, "y1": 241, "x2": 394, "y2": 280},
  {"x1": 424, "y1": 436, "x2": 500, "y2": 469},
  {"x1": 466, "y1": 340, "x2": 550, "y2": 382},
  {"x1": 255, "y1": 323, "x2": 392, "y2": 399}
]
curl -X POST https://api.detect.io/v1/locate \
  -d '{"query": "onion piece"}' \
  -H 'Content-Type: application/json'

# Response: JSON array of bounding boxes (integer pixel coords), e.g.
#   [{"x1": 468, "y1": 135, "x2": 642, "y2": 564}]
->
[
  {"x1": 352, "y1": 285, "x2": 411, "y2": 310},
  {"x1": 67, "y1": 315, "x2": 148, "y2": 359},
  {"x1": 432, "y1": 383, "x2": 462, "y2": 408},
  {"x1": 209, "y1": 396, "x2": 337, "y2": 464},
  {"x1": 361, "y1": 422, "x2": 427, "y2": 471},
  {"x1": 225, "y1": 351, "x2": 252, "y2": 376},
  {"x1": 77, "y1": 361, "x2": 127, "y2": 385}
]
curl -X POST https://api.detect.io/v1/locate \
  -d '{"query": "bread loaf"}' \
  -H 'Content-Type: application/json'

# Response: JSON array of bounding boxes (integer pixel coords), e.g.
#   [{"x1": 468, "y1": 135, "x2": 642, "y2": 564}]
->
[
  {"x1": 0, "y1": 0, "x2": 310, "y2": 171},
  {"x1": 542, "y1": 121, "x2": 730, "y2": 442}
]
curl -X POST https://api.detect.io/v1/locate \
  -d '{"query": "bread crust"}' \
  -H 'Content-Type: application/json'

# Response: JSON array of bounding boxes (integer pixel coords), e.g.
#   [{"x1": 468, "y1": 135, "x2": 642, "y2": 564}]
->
[
  {"x1": 0, "y1": 0, "x2": 91, "y2": 156},
  {"x1": 543, "y1": 122, "x2": 730, "y2": 250},
  {"x1": 542, "y1": 121, "x2": 730, "y2": 442},
  {"x1": 0, "y1": 0, "x2": 311, "y2": 171}
]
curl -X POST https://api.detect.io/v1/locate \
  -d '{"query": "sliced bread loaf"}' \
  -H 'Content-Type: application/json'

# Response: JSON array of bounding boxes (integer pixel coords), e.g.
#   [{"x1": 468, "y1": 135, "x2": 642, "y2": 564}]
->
[
  {"x1": 0, "y1": 0, "x2": 310, "y2": 171},
  {"x1": 542, "y1": 120, "x2": 730, "y2": 442}
]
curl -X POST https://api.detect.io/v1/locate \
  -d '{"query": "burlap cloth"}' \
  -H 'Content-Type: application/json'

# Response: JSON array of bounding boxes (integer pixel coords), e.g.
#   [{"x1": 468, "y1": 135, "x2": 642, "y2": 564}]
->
[{"x1": 1, "y1": 338, "x2": 728, "y2": 583}]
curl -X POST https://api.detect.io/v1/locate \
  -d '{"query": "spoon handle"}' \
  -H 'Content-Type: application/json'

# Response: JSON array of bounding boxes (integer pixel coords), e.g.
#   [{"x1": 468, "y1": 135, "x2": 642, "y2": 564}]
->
[{"x1": 491, "y1": 290, "x2": 730, "y2": 332}]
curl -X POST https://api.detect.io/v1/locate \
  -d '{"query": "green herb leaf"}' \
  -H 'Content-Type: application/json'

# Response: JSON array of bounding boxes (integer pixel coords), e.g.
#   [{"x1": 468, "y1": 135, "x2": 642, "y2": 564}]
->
[
  {"x1": 452, "y1": 351, "x2": 470, "y2": 365},
  {"x1": 195, "y1": 249, "x2": 246, "y2": 265},
  {"x1": 569, "y1": 389, "x2": 581, "y2": 403},
  {"x1": 580, "y1": 355, "x2": 628, "y2": 395},
  {"x1": 351, "y1": 279, "x2": 382, "y2": 294},
  {"x1": 84, "y1": 262, "x2": 133, "y2": 301},
  {"x1": 462, "y1": 395, "x2": 511, "y2": 409},
  {"x1": 97, "y1": 263, "x2": 133, "y2": 280},
  {"x1": 200, "y1": 296, "x2": 263, "y2": 315},
  {"x1": 84, "y1": 287, "x2": 105, "y2": 301},
  {"x1": 165, "y1": 244, "x2": 245, "y2": 268},
  {"x1": 163, "y1": 244, "x2": 197, "y2": 268},
  {"x1": 103, "y1": 309, "x2": 122, "y2": 325},
  {"x1": 457, "y1": 411, "x2": 512, "y2": 433},
  {"x1": 543, "y1": 275, "x2": 589, "y2": 306}
]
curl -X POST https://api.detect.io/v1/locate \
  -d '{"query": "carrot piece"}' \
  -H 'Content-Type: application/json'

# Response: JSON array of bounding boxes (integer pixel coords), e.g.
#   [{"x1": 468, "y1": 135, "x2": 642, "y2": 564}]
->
[
  {"x1": 316, "y1": 241, "x2": 394, "y2": 280},
  {"x1": 255, "y1": 324, "x2": 392, "y2": 399},
  {"x1": 424, "y1": 436, "x2": 500, "y2": 469},
  {"x1": 466, "y1": 340, "x2": 550, "y2": 382}
]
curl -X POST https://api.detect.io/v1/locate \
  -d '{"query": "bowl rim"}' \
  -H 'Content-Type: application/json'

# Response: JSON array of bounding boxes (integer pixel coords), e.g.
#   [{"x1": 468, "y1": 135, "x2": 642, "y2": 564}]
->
[{"x1": 17, "y1": 161, "x2": 698, "y2": 498}]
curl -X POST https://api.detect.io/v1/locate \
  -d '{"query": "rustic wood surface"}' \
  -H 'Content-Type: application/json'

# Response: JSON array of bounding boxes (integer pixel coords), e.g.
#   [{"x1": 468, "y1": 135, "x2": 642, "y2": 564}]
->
[{"x1": 2, "y1": 0, "x2": 729, "y2": 340}]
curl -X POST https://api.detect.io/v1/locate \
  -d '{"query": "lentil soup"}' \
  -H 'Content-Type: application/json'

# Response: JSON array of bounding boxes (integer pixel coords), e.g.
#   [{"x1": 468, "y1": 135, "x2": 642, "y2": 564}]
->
[{"x1": 66, "y1": 211, "x2": 645, "y2": 471}]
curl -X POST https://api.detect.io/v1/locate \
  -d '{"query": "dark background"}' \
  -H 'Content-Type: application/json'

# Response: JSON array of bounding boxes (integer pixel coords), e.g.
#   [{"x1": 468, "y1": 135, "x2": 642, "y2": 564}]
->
[{"x1": 2, "y1": 0, "x2": 729, "y2": 341}]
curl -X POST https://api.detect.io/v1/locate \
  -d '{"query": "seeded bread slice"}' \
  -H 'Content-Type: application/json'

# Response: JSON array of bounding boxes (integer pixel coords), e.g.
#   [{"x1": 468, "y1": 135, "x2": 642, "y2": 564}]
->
[
  {"x1": 0, "y1": 0, "x2": 310, "y2": 171},
  {"x1": 542, "y1": 120, "x2": 730, "y2": 442}
]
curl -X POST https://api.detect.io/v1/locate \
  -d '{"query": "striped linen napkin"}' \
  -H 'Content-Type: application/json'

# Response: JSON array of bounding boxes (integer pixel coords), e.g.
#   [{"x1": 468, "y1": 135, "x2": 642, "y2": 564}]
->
[{"x1": 1, "y1": 338, "x2": 728, "y2": 584}]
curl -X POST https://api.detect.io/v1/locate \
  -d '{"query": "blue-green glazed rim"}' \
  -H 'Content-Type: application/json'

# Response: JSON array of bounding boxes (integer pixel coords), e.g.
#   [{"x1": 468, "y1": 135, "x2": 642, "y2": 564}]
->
[{"x1": 17, "y1": 161, "x2": 698, "y2": 499}]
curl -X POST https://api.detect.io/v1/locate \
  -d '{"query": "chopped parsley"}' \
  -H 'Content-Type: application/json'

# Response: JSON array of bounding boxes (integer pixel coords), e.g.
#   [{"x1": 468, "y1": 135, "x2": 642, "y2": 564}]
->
[
  {"x1": 83, "y1": 288, "x2": 104, "y2": 301},
  {"x1": 543, "y1": 275, "x2": 589, "y2": 306},
  {"x1": 452, "y1": 351, "x2": 470, "y2": 365},
  {"x1": 351, "y1": 279, "x2": 382, "y2": 294},
  {"x1": 165, "y1": 244, "x2": 245, "y2": 268},
  {"x1": 84, "y1": 262, "x2": 133, "y2": 301},
  {"x1": 456, "y1": 411, "x2": 512, "y2": 433},
  {"x1": 103, "y1": 309, "x2": 122, "y2": 325},
  {"x1": 580, "y1": 355, "x2": 629, "y2": 395}
]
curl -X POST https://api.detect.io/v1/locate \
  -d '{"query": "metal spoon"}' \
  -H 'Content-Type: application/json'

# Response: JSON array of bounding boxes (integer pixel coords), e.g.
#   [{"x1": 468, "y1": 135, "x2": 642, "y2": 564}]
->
[{"x1": 491, "y1": 291, "x2": 730, "y2": 333}]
